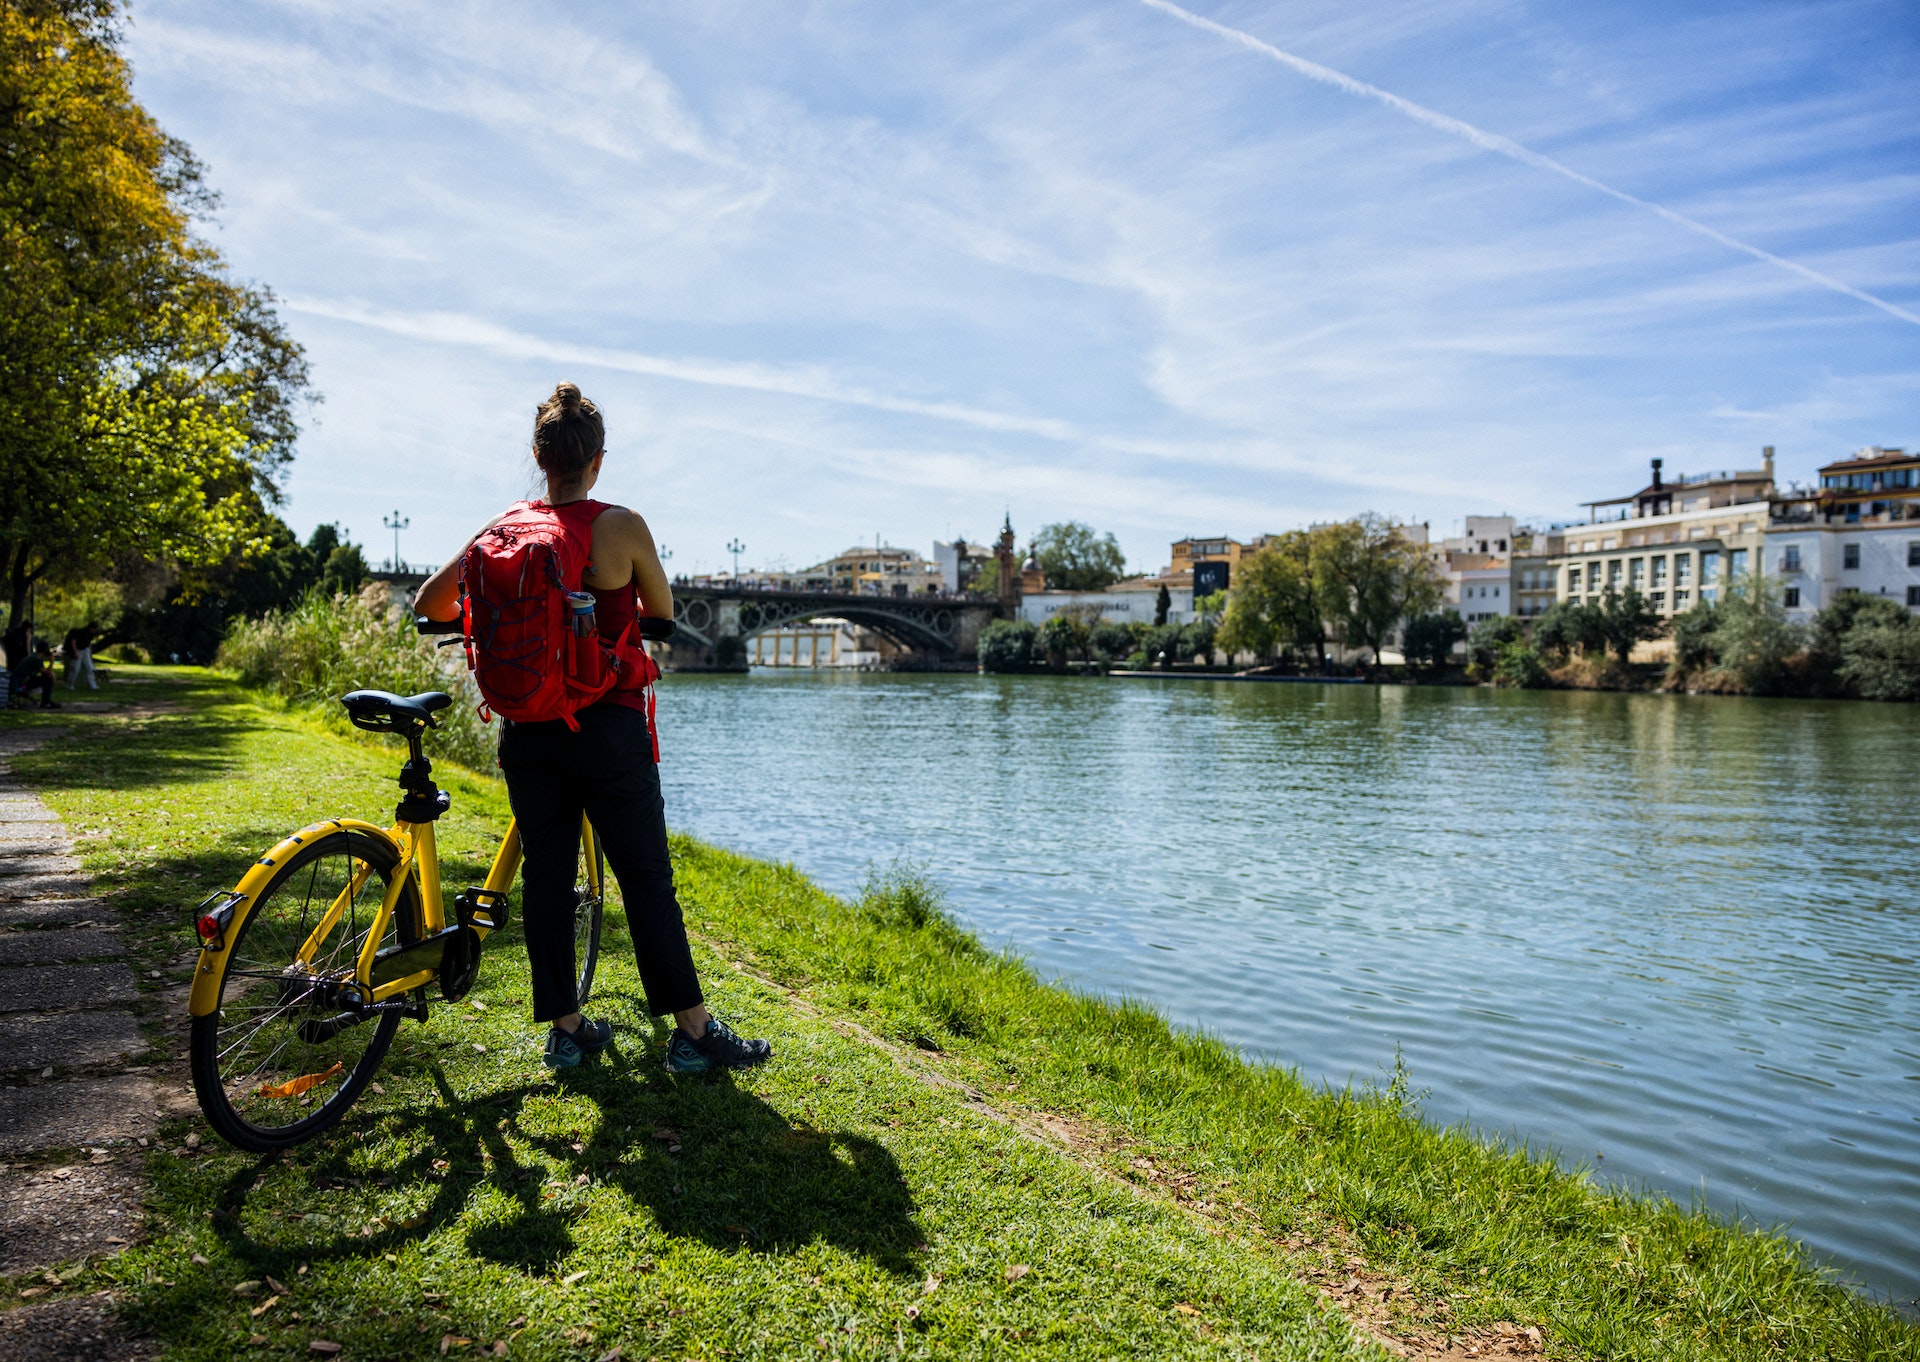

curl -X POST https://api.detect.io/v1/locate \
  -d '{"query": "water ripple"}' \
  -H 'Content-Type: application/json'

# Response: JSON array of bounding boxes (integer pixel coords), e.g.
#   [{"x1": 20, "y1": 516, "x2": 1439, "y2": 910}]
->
[{"x1": 657, "y1": 672, "x2": 1920, "y2": 1301}]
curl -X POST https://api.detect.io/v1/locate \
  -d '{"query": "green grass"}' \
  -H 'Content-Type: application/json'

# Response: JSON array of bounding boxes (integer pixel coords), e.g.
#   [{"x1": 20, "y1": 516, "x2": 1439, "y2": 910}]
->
[{"x1": 2, "y1": 666, "x2": 1914, "y2": 1360}]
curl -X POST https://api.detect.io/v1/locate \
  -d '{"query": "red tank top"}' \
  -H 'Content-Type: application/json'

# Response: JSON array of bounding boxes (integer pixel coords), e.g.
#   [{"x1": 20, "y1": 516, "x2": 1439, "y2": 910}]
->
[{"x1": 540, "y1": 497, "x2": 654, "y2": 716}]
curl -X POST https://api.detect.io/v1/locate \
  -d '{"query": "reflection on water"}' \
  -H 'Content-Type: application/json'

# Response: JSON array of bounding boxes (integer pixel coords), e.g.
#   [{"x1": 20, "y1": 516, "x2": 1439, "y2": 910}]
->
[{"x1": 656, "y1": 671, "x2": 1920, "y2": 1301}]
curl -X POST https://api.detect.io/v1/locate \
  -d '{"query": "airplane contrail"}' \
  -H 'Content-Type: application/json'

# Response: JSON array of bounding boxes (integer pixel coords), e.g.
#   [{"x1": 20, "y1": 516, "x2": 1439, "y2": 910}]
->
[{"x1": 1140, "y1": 0, "x2": 1920, "y2": 328}]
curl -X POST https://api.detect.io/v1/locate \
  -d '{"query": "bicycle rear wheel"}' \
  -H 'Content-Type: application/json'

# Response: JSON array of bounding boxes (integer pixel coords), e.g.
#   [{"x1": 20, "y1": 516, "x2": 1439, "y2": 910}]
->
[
  {"x1": 190, "y1": 829, "x2": 420, "y2": 1151},
  {"x1": 573, "y1": 818, "x2": 605, "y2": 1007}
]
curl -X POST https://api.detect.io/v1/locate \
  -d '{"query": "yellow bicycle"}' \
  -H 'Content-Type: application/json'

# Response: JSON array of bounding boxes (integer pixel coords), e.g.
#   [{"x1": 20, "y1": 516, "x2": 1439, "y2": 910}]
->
[{"x1": 186, "y1": 615, "x2": 669, "y2": 1151}]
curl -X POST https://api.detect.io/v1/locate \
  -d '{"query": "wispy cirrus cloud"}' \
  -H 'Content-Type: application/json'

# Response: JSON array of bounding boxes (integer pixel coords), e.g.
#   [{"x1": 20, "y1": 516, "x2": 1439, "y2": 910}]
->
[
  {"x1": 1139, "y1": 0, "x2": 1920, "y2": 328},
  {"x1": 126, "y1": 0, "x2": 1918, "y2": 569}
]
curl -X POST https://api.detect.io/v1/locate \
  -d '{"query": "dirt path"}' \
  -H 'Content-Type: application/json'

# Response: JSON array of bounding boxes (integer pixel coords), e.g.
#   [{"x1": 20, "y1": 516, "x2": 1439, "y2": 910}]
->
[{"x1": 0, "y1": 728, "x2": 160, "y2": 1361}]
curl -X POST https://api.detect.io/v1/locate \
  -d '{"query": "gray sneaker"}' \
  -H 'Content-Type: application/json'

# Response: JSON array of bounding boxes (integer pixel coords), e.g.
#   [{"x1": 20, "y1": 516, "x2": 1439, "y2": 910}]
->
[{"x1": 665, "y1": 1016, "x2": 771, "y2": 1074}]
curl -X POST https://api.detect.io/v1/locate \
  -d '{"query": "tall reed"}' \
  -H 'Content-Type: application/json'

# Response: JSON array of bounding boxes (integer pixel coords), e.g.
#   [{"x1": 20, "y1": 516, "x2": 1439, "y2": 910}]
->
[{"x1": 217, "y1": 584, "x2": 496, "y2": 770}]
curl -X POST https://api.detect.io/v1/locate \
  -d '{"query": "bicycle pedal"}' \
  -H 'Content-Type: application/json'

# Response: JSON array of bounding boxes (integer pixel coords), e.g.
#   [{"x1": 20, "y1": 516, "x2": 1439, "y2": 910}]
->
[{"x1": 456, "y1": 886, "x2": 511, "y2": 932}]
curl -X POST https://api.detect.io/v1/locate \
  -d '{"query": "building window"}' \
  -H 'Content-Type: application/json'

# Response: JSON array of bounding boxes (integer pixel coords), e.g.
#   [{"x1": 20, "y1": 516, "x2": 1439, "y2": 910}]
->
[
  {"x1": 1675, "y1": 554, "x2": 1691, "y2": 584},
  {"x1": 1651, "y1": 556, "x2": 1668, "y2": 586},
  {"x1": 1729, "y1": 548, "x2": 1748, "y2": 577},
  {"x1": 1844, "y1": 543, "x2": 1860, "y2": 570},
  {"x1": 1909, "y1": 585, "x2": 1920, "y2": 607},
  {"x1": 1651, "y1": 592, "x2": 1665, "y2": 610},
  {"x1": 1701, "y1": 550, "x2": 1720, "y2": 584},
  {"x1": 1629, "y1": 558, "x2": 1646, "y2": 587},
  {"x1": 1674, "y1": 589, "x2": 1690, "y2": 608},
  {"x1": 1782, "y1": 546, "x2": 1801, "y2": 572},
  {"x1": 1784, "y1": 587, "x2": 1801, "y2": 608},
  {"x1": 1909, "y1": 542, "x2": 1920, "y2": 568},
  {"x1": 1608, "y1": 559, "x2": 1623, "y2": 587}
]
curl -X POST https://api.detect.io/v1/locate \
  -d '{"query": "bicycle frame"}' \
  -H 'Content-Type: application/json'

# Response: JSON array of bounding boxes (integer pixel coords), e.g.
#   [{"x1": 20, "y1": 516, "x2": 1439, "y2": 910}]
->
[{"x1": 187, "y1": 811, "x2": 599, "y2": 1019}]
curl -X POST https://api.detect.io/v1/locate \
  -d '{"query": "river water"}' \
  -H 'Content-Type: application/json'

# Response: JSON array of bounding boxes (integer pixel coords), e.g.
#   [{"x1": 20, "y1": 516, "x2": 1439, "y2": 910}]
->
[{"x1": 653, "y1": 671, "x2": 1919, "y2": 1302}]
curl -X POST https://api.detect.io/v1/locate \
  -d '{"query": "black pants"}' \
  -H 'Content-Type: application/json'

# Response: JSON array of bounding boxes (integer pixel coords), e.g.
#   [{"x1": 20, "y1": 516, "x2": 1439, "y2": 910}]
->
[{"x1": 499, "y1": 703, "x2": 703, "y2": 1023}]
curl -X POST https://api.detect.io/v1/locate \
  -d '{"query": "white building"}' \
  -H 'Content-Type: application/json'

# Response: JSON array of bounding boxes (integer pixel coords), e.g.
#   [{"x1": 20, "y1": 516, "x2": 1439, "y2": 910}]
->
[
  {"x1": 1764, "y1": 447, "x2": 1920, "y2": 620},
  {"x1": 1766, "y1": 521, "x2": 1920, "y2": 620},
  {"x1": 1017, "y1": 577, "x2": 1195, "y2": 627},
  {"x1": 1430, "y1": 515, "x2": 1515, "y2": 622},
  {"x1": 747, "y1": 618, "x2": 881, "y2": 668}
]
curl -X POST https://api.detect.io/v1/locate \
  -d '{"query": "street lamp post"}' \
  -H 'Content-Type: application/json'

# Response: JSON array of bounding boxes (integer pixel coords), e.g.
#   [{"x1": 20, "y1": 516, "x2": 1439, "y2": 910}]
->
[
  {"x1": 727, "y1": 537, "x2": 745, "y2": 580},
  {"x1": 382, "y1": 510, "x2": 410, "y2": 573}
]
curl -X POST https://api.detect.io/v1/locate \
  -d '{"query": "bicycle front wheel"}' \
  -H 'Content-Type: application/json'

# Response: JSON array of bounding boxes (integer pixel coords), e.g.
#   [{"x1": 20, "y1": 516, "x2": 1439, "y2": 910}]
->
[
  {"x1": 189, "y1": 829, "x2": 420, "y2": 1151},
  {"x1": 574, "y1": 818, "x2": 605, "y2": 1007}
]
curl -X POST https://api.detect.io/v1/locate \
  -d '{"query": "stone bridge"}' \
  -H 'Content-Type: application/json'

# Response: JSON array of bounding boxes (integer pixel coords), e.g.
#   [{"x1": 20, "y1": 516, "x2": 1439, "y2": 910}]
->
[{"x1": 662, "y1": 586, "x2": 1000, "y2": 671}]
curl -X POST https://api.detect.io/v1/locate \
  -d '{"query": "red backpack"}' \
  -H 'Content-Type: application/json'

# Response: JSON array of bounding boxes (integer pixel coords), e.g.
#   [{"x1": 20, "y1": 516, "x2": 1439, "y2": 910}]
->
[{"x1": 457, "y1": 499, "x2": 659, "y2": 735}]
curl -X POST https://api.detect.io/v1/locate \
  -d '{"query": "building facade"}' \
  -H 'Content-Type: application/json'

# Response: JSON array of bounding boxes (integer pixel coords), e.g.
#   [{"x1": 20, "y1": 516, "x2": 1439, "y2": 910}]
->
[
  {"x1": 1551, "y1": 459, "x2": 1775, "y2": 618},
  {"x1": 1429, "y1": 516, "x2": 1515, "y2": 623},
  {"x1": 1767, "y1": 447, "x2": 1920, "y2": 618},
  {"x1": 1018, "y1": 578, "x2": 1195, "y2": 627}
]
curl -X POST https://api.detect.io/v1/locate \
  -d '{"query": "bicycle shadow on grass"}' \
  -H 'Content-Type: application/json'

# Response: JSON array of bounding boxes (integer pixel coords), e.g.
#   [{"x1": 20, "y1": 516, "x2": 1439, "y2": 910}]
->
[{"x1": 200, "y1": 1042, "x2": 923, "y2": 1285}]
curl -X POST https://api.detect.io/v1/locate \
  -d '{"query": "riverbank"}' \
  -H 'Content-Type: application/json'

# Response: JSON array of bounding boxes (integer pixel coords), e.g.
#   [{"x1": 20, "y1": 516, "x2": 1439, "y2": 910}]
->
[{"x1": 1, "y1": 668, "x2": 1913, "y2": 1360}]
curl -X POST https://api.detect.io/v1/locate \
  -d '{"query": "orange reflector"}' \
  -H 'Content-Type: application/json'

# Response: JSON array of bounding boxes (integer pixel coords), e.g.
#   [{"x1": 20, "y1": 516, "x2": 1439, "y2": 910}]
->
[{"x1": 257, "y1": 1061, "x2": 343, "y2": 1100}]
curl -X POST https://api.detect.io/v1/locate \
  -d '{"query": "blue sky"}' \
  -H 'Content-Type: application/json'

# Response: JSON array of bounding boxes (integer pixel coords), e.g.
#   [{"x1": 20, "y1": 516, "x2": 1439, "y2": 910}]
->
[{"x1": 127, "y1": 0, "x2": 1917, "y2": 577}]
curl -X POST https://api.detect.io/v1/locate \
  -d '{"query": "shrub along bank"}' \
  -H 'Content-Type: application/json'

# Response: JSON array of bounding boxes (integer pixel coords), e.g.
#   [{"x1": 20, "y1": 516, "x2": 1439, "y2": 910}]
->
[
  {"x1": 1, "y1": 669, "x2": 1912, "y2": 1360},
  {"x1": 1404, "y1": 582, "x2": 1920, "y2": 700}
]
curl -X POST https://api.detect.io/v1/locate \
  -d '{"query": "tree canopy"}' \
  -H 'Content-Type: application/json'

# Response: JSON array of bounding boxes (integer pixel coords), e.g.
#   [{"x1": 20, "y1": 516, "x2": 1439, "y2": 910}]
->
[
  {"x1": 1311, "y1": 515, "x2": 1443, "y2": 665},
  {"x1": 1033, "y1": 522, "x2": 1126, "y2": 591},
  {"x1": 1213, "y1": 519, "x2": 1441, "y2": 668},
  {"x1": 1, "y1": 0, "x2": 310, "y2": 626},
  {"x1": 1218, "y1": 530, "x2": 1325, "y2": 665}
]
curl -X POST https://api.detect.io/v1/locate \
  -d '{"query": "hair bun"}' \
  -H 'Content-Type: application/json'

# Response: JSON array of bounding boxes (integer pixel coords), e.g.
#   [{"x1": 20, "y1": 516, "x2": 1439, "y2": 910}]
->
[{"x1": 551, "y1": 381, "x2": 583, "y2": 411}]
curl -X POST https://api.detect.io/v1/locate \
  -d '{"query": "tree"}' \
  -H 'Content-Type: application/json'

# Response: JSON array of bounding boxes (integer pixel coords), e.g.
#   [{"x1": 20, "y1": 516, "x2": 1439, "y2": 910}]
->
[
  {"x1": 1154, "y1": 582, "x2": 1170, "y2": 626},
  {"x1": 1808, "y1": 591, "x2": 1906, "y2": 694},
  {"x1": 1838, "y1": 606, "x2": 1920, "y2": 701},
  {"x1": 1492, "y1": 641, "x2": 1549, "y2": 688},
  {"x1": 1466, "y1": 615, "x2": 1525, "y2": 672},
  {"x1": 1596, "y1": 588, "x2": 1662, "y2": 664},
  {"x1": 1668, "y1": 601, "x2": 1720, "y2": 675},
  {"x1": 1400, "y1": 610, "x2": 1465, "y2": 670},
  {"x1": 1312, "y1": 515, "x2": 1443, "y2": 666},
  {"x1": 1033, "y1": 522, "x2": 1126, "y2": 591},
  {"x1": 1, "y1": 1, "x2": 311, "y2": 628},
  {"x1": 1534, "y1": 599, "x2": 1607, "y2": 659},
  {"x1": 1090, "y1": 621, "x2": 1134, "y2": 662},
  {"x1": 1217, "y1": 531, "x2": 1327, "y2": 668},
  {"x1": 1706, "y1": 574, "x2": 1800, "y2": 695},
  {"x1": 977, "y1": 619, "x2": 1037, "y2": 673},
  {"x1": 1037, "y1": 613, "x2": 1089, "y2": 671}
]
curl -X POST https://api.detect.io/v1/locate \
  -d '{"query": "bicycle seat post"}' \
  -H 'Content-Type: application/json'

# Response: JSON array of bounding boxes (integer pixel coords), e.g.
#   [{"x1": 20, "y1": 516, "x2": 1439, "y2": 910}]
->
[{"x1": 395, "y1": 728, "x2": 451, "y2": 825}]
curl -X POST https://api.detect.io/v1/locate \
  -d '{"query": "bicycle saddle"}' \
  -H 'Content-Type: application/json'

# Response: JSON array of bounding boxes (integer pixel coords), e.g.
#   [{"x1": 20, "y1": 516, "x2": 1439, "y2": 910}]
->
[{"x1": 340, "y1": 689, "x2": 453, "y2": 732}]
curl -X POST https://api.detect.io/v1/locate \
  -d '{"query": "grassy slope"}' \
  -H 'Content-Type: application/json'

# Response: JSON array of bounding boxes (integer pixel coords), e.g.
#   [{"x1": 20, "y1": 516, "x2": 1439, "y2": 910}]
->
[{"x1": 2, "y1": 667, "x2": 1912, "y2": 1360}]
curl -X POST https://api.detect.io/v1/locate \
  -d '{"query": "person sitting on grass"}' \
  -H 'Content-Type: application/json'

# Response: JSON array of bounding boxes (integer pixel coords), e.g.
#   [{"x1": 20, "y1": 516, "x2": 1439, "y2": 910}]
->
[
  {"x1": 14, "y1": 641, "x2": 58, "y2": 709},
  {"x1": 415, "y1": 381, "x2": 771, "y2": 1076}
]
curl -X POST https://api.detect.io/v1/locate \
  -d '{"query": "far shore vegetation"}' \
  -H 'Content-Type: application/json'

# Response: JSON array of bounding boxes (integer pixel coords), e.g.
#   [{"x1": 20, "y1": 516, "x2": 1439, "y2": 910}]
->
[
  {"x1": 2, "y1": 668, "x2": 1916, "y2": 1359},
  {"x1": 979, "y1": 520, "x2": 1919, "y2": 703}
]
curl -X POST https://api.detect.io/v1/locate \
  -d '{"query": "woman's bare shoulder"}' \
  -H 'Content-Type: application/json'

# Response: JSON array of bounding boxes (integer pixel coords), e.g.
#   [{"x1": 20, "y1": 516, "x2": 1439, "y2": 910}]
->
[{"x1": 591, "y1": 505, "x2": 656, "y2": 544}]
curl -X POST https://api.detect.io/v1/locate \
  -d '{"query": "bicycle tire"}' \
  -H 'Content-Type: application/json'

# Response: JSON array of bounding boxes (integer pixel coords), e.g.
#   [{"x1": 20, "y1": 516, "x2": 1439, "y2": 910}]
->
[
  {"x1": 190, "y1": 829, "x2": 421, "y2": 1151},
  {"x1": 574, "y1": 824, "x2": 605, "y2": 1007}
]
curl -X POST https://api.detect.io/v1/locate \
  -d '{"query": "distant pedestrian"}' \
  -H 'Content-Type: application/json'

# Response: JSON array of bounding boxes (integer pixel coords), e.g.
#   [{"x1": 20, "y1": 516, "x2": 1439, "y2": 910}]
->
[
  {"x1": 15, "y1": 641, "x2": 57, "y2": 708},
  {"x1": 64, "y1": 623, "x2": 99, "y2": 690}
]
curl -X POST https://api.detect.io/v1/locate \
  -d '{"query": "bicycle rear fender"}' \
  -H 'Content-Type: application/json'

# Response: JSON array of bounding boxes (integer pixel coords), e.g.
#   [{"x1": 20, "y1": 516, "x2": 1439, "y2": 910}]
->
[{"x1": 188, "y1": 818, "x2": 404, "y2": 1018}]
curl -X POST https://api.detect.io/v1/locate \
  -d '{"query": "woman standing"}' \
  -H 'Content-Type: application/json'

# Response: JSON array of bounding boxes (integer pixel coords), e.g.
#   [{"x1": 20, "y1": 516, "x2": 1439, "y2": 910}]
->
[{"x1": 416, "y1": 383, "x2": 770, "y2": 1074}]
